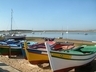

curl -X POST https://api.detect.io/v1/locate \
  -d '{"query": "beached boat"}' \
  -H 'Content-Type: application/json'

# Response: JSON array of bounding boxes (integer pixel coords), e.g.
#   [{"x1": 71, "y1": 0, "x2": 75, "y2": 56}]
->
[
  {"x1": 0, "y1": 18, "x2": 28, "y2": 56},
  {"x1": 0, "y1": 36, "x2": 26, "y2": 56},
  {"x1": 23, "y1": 41, "x2": 55, "y2": 64},
  {"x1": 0, "y1": 43, "x2": 23, "y2": 55},
  {"x1": 23, "y1": 38, "x2": 74, "y2": 65},
  {"x1": 45, "y1": 42, "x2": 96, "y2": 72},
  {"x1": 0, "y1": 39, "x2": 37, "y2": 56}
]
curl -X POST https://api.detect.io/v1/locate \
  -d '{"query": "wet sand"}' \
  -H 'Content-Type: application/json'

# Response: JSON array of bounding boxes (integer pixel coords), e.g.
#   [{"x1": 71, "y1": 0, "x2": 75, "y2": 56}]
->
[{"x1": 0, "y1": 38, "x2": 96, "y2": 72}]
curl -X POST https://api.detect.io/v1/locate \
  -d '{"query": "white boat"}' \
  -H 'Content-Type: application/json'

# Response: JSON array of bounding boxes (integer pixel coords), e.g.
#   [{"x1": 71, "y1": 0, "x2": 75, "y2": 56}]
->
[{"x1": 45, "y1": 42, "x2": 96, "y2": 72}]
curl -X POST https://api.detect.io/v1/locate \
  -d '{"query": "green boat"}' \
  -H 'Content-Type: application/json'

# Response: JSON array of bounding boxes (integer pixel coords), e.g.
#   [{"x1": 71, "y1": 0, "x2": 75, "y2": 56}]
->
[{"x1": 0, "y1": 45, "x2": 23, "y2": 56}]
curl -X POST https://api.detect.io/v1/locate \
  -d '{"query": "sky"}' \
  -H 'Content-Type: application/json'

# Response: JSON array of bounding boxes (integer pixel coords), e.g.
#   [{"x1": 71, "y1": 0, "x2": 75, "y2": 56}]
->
[{"x1": 0, "y1": 0, "x2": 96, "y2": 30}]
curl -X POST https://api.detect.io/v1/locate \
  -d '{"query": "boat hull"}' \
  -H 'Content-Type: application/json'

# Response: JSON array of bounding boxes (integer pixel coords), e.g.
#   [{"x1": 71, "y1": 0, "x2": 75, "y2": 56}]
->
[
  {"x1": 23, "y1": 41, "x2": 75, "y2": 65},
  {"x1": 25, "y1": 48, "x2": 49, "y2": 65},
  {"x1": 50, "y1": 54, "x2": 96, "y2": 72},
  {"x1": 0, "y1": 46, "x2": 22, "y2": 55},
  {"x1": 45, "y1": 42, "x2": 96, "y2": 72}
]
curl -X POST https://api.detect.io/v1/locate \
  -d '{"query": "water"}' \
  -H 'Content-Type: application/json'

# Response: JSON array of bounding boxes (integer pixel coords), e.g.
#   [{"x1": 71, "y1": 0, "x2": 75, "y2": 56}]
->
[
  {"x1": 22, "y1": 32, "x2": 96, "y2": 41},
  {"x1": 0, "y1": 32, "x2": 96, "y2": 41}
]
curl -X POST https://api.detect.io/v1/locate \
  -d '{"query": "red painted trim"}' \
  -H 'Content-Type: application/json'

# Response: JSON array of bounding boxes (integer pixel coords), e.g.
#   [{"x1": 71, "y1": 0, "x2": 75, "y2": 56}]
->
[
  {"x1": 1, "y1": 52, "x2": 22, "y2": 55},
  {"x1": 54, "y1": 67, "x2": 74, "y2": 72},
  {"x1": 29, "y1": 60, "x2": 49, "y2": 65}
]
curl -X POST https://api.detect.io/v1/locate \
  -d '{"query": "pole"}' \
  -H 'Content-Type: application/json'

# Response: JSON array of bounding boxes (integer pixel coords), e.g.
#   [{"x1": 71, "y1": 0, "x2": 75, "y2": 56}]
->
[{"x1": 11, "y1": 9, "x2": 13, "y2": 34}]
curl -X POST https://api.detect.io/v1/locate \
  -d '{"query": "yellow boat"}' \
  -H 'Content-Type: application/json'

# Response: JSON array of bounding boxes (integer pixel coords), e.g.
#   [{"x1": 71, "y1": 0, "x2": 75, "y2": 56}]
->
[
  {"x1": 23, "y1": 41, "x2": 74, "y2": 65},
  {"x1": 23, "y1": 41, "x2": 49, "y2": 65}
]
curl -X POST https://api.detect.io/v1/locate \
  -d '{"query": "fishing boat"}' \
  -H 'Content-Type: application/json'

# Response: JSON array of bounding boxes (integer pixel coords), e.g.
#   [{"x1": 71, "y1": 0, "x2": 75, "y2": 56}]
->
[
  {"x1": 0, "y1": 37, "x2": 25, "y2": 56},
  {"x1": 0, "y1": 37, "x2": 38, "y2": 56},
  {"x1": 0, "y1": 43, "x2": 22, "y2": 55},
  {"x1": 45, "y1": 42, "x2": 96, "y2": 72},
  {"x1": 23, "y1": 38, "x2": 55, "y2": 64},
  {"x1": 23, "y1": 38, "x2": 74, "y2": 65},
  {"x1": 0, "y1": 9, "x2": 26, "y2": 56}
]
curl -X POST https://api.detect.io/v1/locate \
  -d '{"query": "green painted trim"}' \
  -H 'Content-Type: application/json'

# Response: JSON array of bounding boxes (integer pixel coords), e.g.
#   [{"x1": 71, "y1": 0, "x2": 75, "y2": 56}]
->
[
  {"x1": 50, "y1": 51, "x2": 95, "y2": 56},
  {"x1": 0, "y1": 48, "x2": 22, "y2": 54},
  {"x1": 50, "y1": 52, "x2": 96, "y2": 60},
  {"x1": 51, "y1": 55, "x2": 96, "y2": 61}
]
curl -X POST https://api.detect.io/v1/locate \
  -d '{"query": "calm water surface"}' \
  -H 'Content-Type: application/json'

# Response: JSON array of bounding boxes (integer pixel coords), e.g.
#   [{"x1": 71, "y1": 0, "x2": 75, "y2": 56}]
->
[{"x1": 23, "y1": 32, "x2": 96, "y2": 41}]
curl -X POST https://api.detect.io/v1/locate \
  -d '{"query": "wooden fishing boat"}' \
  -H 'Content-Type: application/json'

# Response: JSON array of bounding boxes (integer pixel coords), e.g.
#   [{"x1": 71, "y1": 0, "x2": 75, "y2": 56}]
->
[
  {"x1": 0, "y1": 38, "x2": 27, "y2": 56},
  {"x1": 45, "y1": 42, "x2": 96, "y2": 72},
  {"x1": 23, "y1": 41, "x2": 53, "y2": 64},
  {"x1": 23, "y1": 39, "x2": 74, "y2": 65},
  {"x1": 0, "y1": 44, "x2": 23, "y2": 55},
  {"x1": 0, "y1": 39, "x2": 37, "y2": 56},
  {"x1": 0, "y1": 9, "x2": 26, "y2": 56},
  {"x1": 22, "y1": 38, "x2": 56, "y2": 60}
]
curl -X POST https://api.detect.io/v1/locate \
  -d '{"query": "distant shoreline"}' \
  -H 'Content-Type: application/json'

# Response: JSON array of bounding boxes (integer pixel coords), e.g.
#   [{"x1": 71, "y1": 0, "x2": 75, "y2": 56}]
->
[{"x1": 0, "y1": 30, "x2": 96, "y2": 33}]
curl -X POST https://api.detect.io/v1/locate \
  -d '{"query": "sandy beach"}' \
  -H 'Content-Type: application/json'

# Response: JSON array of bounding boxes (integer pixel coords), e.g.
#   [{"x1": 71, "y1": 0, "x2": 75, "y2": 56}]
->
[
  {"x1": 0, "y1": 55, "x2": 52, "y2": 72},
  {"x1": 0, "y1": 38, "x2": 96, "y2": 72}
]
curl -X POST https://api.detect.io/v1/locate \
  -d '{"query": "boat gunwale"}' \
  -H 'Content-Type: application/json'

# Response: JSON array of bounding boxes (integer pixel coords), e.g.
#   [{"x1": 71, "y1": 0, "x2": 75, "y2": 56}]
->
[
  {"x1": 50, "y1": 50, "x2": 96, "y2": 56},
  {"x1": 26, "y1": 48, "x2": 47, "y2": 55}
]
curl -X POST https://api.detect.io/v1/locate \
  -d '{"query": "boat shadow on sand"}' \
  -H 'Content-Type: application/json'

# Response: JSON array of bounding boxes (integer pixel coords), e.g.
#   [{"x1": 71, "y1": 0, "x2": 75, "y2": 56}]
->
[
  {"x1": 37, "y1": 59, "x2": 96, "y2": 72},
  {"x1": 75, "y1": 59, "x2": 96, "y2": 72},
  {"x1": 37, "y1": 63, "x2": 51, "y2": 69},
  {"x1": 8, "y1": 55, "x2": 25, "y2": 59},
  {"x1": 0, "y1": 68, "x2": 9, "y2": 72},
  {"x1": 0, "y1": 62, "x2": 9, "y2": 72}
]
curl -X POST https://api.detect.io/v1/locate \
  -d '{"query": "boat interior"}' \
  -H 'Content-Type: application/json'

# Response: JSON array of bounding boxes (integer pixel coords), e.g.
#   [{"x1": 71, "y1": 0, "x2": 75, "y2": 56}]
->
[{"x1": 51, "y1": 46, "x2": 96, "y2": 55}]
